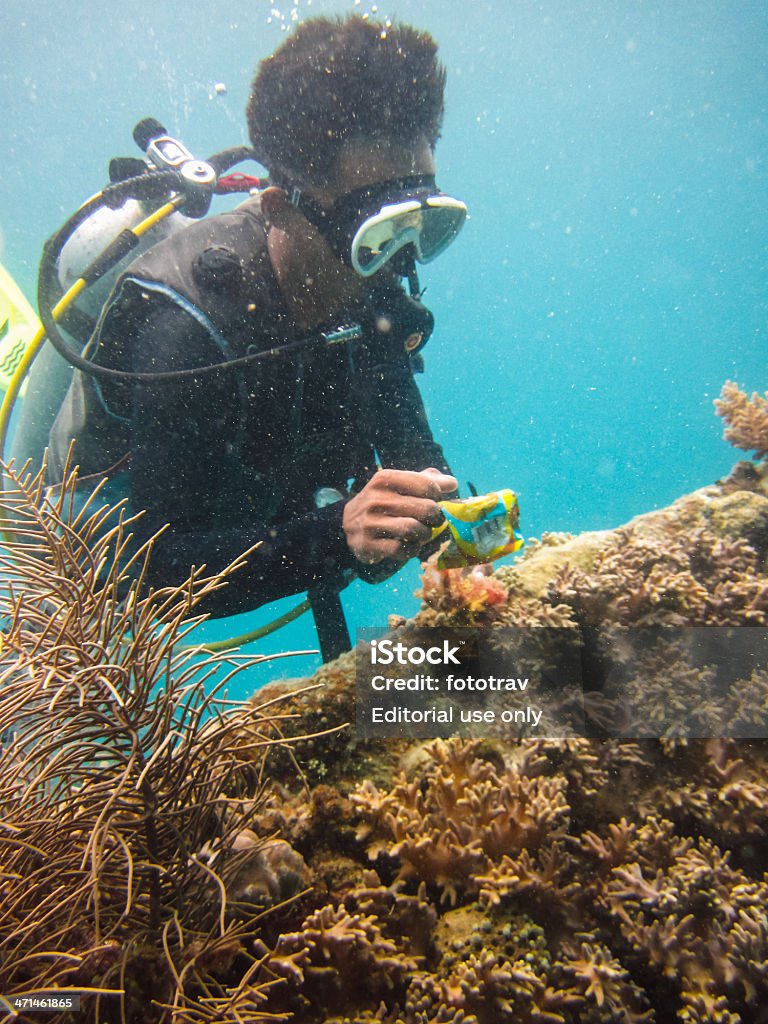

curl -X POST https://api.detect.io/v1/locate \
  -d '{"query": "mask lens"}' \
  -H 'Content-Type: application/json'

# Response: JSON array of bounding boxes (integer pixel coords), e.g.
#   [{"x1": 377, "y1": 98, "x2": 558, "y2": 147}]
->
[
  {"x1": 419, "y1": 197, "x2": 467, "y2": 260},
  {"x1": 352, "y1": 201, "x2": 422, "y2": 275},
  {"x1": 351, "y1": 195, "x2": 467, "y2": 277}
]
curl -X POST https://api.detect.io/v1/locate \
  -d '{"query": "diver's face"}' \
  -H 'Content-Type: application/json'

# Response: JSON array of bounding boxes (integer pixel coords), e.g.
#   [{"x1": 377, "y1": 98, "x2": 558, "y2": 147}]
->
[
  {"x1": 264, "y1": 136, "x2": 436, "y2": 324},
  {"x1": 305, "y1": 135, "x2": 438, "y2": 278}
]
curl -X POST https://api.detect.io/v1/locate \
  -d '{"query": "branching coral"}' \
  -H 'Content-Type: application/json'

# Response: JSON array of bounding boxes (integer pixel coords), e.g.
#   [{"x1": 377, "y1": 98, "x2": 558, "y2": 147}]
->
[
  {"x1": 563, "y1": 942, "x2": 653, "y2": 1023},
  {"x1": 410, "y1": 909, "x2": 587, "y2": 1024},
  {"x1": 544, "y1": 525, "x2": 767, "y2": 628},
  {"x1": 263, "y1": 903, "x2": 417, "y2": 1018},
  {"x1": 639, "y1": 739, "x2": 768, "y2": 843},
  {"x1": 346, "y1": 874, "x2": 438, "y2": 960},
  {"x1": 352, "y1": 739, "x2": 570, "y2": 905},
  {"x1": 715, "y1": 381, "x2": 768, "y2": 461},
  {"x1": 605, "y1": 833, "x2": 768, "y2": 1023}
]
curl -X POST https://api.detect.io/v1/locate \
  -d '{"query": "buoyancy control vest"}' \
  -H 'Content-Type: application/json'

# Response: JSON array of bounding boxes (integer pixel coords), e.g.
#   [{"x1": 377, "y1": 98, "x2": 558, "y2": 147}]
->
[
  {"x1": 47, "y1": 199, "x2": 293, "y2": 514},
  {"x1": 46, "y1": 197, "x2": 425, "y2": 527}
]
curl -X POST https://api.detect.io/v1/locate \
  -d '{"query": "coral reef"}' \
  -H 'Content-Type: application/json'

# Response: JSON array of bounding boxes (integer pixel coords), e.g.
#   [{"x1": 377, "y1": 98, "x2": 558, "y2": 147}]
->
[
  {"x1": 352, "y1": 739, "x2": 570, "y2": 905},
  {"x1": 237, "y1": 385, "x2": 768, "y2": 1023},
  {"x1": 4, "y1": 384, "x2": 768, "y2": 1024}
]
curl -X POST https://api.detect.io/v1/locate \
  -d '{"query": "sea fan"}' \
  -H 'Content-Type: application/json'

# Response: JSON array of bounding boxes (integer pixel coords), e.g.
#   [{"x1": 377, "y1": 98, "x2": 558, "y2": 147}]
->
[{"x1": 0, "y1": 459, "x2": 304, "y2": 1023}]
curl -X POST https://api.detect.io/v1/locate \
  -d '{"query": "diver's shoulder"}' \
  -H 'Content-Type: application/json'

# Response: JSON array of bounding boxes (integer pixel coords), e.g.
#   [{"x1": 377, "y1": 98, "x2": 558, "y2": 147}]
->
[
  {"x1": 196, "y1": 194, "x2": 267, "y2": 234},
  {"x1": 121, "y1": 196, "x2": 268, "y2": 291},
  {"x1": 148, "y1": 195, "x2": 267, "y2": 253}
]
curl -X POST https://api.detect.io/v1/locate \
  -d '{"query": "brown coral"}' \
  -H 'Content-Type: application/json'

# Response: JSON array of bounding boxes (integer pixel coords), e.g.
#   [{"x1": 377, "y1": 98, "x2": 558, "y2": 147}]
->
[
  {"x1": 544, "y1": 525, "x2": 767, "y2": 628},
  {"x1": 715, "y1": 380, "x2": 768, "y2": 460},
  {"x1": 606, "y1": 833, "x2": 768, "y2": 1023},
  {"x1": 265, "y1": 903, "x2": 417, "y2": 1017},
  {"x1": 352, "y1": 740, "x2": 569, "y2": 905}
]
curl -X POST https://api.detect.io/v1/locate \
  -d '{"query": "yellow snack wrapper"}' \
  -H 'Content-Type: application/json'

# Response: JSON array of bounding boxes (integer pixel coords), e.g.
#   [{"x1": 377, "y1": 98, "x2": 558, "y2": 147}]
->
[{"x1": 431, "y1": 488, "x2": 524, "y2": 569}]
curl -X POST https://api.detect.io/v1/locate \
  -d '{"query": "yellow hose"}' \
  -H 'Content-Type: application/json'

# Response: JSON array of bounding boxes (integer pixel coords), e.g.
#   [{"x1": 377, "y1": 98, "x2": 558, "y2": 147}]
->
[{"x1": 0, "y1": 279, "x2": 88, "y2": 463}]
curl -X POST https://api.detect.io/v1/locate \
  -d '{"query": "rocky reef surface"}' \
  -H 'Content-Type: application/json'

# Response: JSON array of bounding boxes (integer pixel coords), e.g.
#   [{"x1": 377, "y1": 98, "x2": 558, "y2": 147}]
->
[{"x1": 1, "y1": 383, "x2": 768, "y2": 1023}]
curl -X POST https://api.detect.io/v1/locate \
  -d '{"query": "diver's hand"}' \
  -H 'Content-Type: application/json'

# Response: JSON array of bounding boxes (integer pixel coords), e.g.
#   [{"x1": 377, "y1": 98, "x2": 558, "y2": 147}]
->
[{"x1": 343, "y1": 468, "x2": 458, "y2": 565}]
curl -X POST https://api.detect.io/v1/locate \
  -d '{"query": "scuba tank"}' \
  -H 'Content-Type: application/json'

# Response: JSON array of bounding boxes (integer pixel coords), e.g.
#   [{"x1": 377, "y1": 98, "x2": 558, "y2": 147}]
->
[
  {"x1": 11, "y1": 199, "x2": 195, "y2": 469},
  {"x1": 8, "y1": 118, "x2": 263, "y2": 470}
]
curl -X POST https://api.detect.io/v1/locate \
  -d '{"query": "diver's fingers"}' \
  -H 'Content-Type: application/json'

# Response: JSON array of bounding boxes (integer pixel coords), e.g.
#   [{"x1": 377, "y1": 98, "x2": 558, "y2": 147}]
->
[
  {"x1": 373, "y1": 467, "x2": 458, "y2": 501},
  {"x1": 367, "y1": 494, "x2": 445, "y2": 528},
  {"x1": 343, "y1": 469, "x2": 454, "y2": 564},
  {"x1": 420, "y1": 467, "x2": 460, "y2": 494},
  {"x1": 369, "y1": 516, "x2": 433, "y2": 548}
]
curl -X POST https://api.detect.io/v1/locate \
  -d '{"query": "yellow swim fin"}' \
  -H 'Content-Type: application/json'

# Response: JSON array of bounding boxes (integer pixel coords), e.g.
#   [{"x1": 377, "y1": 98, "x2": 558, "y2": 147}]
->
[{"x1": 0, "y1": 263, "x2": 41, "y2": 398}]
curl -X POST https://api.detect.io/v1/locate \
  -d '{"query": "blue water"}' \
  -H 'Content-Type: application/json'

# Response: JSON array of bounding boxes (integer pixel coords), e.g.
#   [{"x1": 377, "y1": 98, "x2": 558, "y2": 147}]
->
[{"x1": 1, "y1": 1, "x2": 765, "y2": 695}]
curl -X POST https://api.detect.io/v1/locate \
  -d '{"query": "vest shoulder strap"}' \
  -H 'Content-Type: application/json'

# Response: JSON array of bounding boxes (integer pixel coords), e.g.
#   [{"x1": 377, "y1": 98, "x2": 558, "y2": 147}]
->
[{"x1": 119, "y1": 198, "x2": 289, "y2": 346}]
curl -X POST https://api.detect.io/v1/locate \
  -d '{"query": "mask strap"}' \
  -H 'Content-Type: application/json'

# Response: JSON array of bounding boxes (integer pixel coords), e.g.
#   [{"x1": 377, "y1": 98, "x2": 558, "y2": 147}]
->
[
  {"x1": 288, "y1": 188, "x2": 332, "y2": 234},
  {"x1": 282, "y1": 174, "x2": 438, "y2": 228},
  {"x1": 285, "y1": 187, "x2": 350, "y2": 263}
]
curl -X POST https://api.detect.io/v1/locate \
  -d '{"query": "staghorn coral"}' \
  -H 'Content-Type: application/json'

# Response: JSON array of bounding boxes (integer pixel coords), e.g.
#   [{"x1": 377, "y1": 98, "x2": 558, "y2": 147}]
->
[
  {"x1": 352, "y1": 739, "x2": 570, "y2": 905},
  {"x1": 345, "y1": 874, "x2": 438, "y2": 960},
  {"x1": 326, "y1": 1003, "x2": 480, "y2": 1024},
  {"x1": 605, "y1": 833, "x2": 768, "y2": 1023},
  {"x1": 639, "y1": 739, "x2": 768, "y2": 844},
  {"x1": 563, "y1": 941, "x2": 653, "y2": 1023},
  {"x1": 262, "y1": 903, "x2": 417, "y2": 1018},
  {"x1": 715, "y1": 381, "x2": 768, "y2": 461},
  {"x1": 543, "y1": 525, "x2": 767, "y2": 629},
  {"x1": 475, "y1": 844, "x2": 580, "y2": 920},
  {"x1": 407, "y1": 909, "x2": 587, "y2": 1024}
]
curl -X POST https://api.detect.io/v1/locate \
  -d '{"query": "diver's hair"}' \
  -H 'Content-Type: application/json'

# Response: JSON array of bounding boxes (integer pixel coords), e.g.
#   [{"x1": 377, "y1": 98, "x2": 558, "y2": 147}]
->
[{"x1": 246, "y1": 15, "x2": 446, "y2": 184}]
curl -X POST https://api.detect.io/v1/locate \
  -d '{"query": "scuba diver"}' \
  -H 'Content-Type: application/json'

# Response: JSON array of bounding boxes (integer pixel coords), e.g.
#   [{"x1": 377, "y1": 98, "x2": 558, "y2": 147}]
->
[{"x1": 37, "y1": 15, "x2": 469, "y2": 660}]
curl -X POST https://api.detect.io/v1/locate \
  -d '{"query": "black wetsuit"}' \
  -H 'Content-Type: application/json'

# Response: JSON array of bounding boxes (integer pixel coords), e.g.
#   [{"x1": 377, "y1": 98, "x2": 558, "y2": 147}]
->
[{"x1": 49, "y1": 199, "x2": 451, "y2": 618}]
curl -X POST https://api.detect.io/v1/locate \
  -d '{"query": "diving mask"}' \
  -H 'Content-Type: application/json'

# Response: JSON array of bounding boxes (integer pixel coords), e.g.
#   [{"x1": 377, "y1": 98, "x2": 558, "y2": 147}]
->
[{"x1": 287, "y1": 174, "x2": 468, "y2": 277}]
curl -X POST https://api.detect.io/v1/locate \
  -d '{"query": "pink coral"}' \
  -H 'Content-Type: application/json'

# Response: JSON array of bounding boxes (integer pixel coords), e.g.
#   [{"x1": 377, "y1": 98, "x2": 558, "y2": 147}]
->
[{"x1": 418, "y1": 561, "x2": 508, "y2": 624}]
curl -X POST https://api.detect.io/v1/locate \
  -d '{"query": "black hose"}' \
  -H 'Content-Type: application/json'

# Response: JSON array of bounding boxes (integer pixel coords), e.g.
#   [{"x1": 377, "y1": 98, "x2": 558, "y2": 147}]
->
[
  {"x1": 208, "y1": 146, "x2": 257, "y2": 175},
  {"x1": 36, "y1": 294, "x2": 337, "y2": 384},
  {"x1": 37, "y1": 170, "x2": 184, "y2": 318}
]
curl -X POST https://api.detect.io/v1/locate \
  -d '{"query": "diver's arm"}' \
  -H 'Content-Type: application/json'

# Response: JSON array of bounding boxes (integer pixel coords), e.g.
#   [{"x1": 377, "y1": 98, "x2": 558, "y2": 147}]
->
[
  {"x1": 365, "y1": 354, "x2": 453, "y2": 475},
  {"x1": 350, "y1": 351, "x2": 457, "y2": 582}
]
